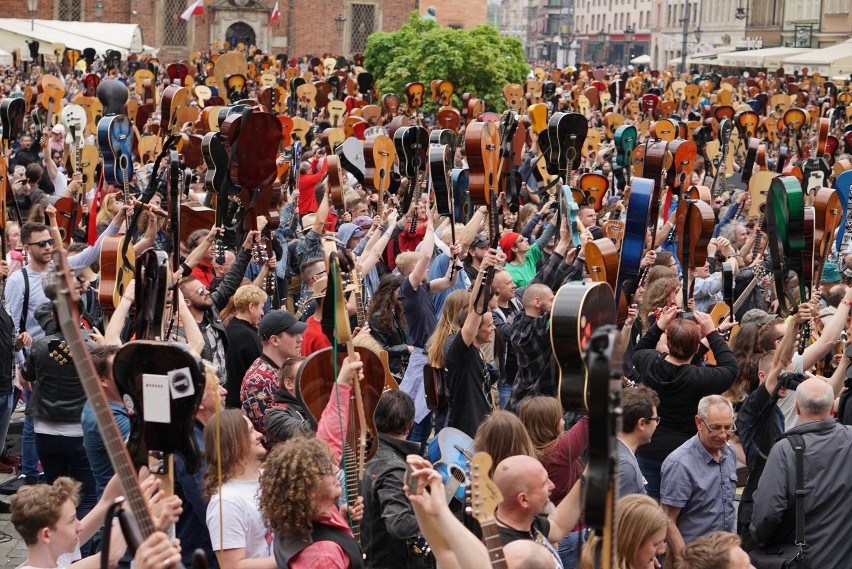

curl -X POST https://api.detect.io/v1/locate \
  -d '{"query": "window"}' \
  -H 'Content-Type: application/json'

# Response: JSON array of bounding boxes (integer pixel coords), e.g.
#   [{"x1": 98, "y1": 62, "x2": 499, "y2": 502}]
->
[
  {"x1": 56, "y1": 0, "x2": 82, "y2": 21},
  {"x1": 350, "y1": 3, "x2": 376, "y2": 53},
  {"x1": 163, "y1": 0, "x2": 187, "y2": 47},
  {"x1": 547, "y1": 14, "x2": 560, "y2": 34}
]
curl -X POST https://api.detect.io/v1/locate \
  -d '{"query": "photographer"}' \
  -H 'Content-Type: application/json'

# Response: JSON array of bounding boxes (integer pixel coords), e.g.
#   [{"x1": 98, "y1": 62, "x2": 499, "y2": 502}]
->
[{"x1": 735, "y1": 303, "x2": 807, "y2": 546}]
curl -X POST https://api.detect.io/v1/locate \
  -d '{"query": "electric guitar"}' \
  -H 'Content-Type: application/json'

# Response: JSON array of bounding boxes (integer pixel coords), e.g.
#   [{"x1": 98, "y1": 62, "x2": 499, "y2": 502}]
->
[{"x1": 469, "y1": 452, "x2": 508, "y2": 569}]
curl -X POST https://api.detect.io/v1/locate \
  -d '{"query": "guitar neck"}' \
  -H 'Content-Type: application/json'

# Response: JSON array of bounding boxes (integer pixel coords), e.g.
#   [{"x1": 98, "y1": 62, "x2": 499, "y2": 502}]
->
[
  {"x1": 54, "y1": 299, "x2": 156, "y2": 537},
  {"x1": 342, "y1": 440, "x2": 362, "y2": 541},
  {"x1": 480, "y1": 520, "x2": 509, "y2": 568}
]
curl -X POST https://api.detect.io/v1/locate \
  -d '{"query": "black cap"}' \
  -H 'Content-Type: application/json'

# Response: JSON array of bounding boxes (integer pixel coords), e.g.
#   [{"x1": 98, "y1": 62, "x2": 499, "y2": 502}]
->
[
  {"x1": 470, "y1": 234, "x2": 489, "y2": 249},
  {"x1": 259, "y1": 310, "x2": 307, "y2": 340}
]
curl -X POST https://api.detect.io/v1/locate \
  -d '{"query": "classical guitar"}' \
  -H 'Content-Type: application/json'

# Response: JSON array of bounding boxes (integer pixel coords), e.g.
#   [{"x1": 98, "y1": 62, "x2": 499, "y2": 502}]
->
[
  {"x1": 52, "y1": 250, "x2": 201, "y2": 569},
  {"x1": 550, "y1": 281, "x2": 617, "y2": 412},
  {"x1": 468, "y1": 452, "x2": 508, "y2": 569}
]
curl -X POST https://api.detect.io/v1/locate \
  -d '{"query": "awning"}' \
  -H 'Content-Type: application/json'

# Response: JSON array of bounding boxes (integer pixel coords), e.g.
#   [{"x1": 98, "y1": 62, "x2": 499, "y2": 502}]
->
[
  {"x1": 716, "y1": 47, "x2": 813, "y2": 69},
  {"x1": 781, "y1": 38, "x2": 852, "y2": 77},
  {"x1": 631, "y1": 54, "x2": 651, "y2": 65},
  {"x1": 0, "y1": 18, "x2": 146, "y2": 58},
  {"x1": 0, "y1": 48, "x2": 11, "y2": 67},
  {"x1": 667, "y1": 46, "x2": 736, "y2": 67}
]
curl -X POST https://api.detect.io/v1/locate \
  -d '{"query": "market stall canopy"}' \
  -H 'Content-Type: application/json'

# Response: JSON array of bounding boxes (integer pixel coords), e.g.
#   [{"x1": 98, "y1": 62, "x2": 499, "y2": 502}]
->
[
  {"x1": 667, "y1": 46, "x2": 736, "y2": 68},
  {"x1": 630, "y1": 54, "x2": 651, "y2": 65},
  {"x1": 781, "y1": 38, "x2": 852, "y2": 77},
  {"x1": 0, "y1": 48, "x2": 12, "y2": 67},
  {"x1": 0, "y1": 18, "x2": 152, "y2": 58},
  {"x1": 716, "y1": 47, "x2": 813, "y2": 69}
]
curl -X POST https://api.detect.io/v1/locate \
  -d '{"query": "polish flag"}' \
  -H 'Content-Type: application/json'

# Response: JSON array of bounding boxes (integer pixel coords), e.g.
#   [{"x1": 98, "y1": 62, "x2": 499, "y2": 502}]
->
[
  {"x1": 180, "y1": 0, "x2": 204, "y2": 21},
  {"x1": 268, "y1": 1, "x2": 280, "y2": 27}
]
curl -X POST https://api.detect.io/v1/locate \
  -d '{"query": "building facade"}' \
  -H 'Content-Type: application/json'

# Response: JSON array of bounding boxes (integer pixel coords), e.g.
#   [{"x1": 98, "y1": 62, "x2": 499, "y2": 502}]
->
[
  {"x1": 9, "y1": 0, "x2": 418, "y2": 61},
  {"x1": 573, "y1": 0, "x2": 651, "y2": 67},
  {"x1": 418, "y1": 0, "x2": 488, "y2": 29}
]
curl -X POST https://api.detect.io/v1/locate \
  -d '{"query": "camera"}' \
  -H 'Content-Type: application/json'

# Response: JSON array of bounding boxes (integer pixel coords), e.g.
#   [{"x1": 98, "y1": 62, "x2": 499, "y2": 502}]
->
[{"x1": 779, "y1": 372, "x2": 806, "y2": 391}]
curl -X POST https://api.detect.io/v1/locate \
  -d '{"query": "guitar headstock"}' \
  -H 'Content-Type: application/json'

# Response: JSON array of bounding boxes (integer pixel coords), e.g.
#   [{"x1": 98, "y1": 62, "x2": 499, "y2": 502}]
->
[{"x1": 468, "y1": 452, "x2": 503, "y2": 525}]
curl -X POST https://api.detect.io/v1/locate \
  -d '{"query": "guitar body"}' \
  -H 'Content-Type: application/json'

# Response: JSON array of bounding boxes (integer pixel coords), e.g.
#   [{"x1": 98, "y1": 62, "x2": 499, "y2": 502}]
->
[
  {"x1": 336, "y1": 137, "x2": 366, "y2": 185},
  {"x1": 585, "y1": 238, "x2": 619, "y2": 291},
  {"x1": 451, "y1": 168, "x2": 471, "y2": 223},
  {"x1": 97, "y1": 115, "x2": 134, "y2": 187},
  {"x1": 615, "y1": 177, "x2": 654, "y2": 322},
  {"x1": 113, "y1": 341, "x2": 206, "y2": 475},
  {"x1": 295, "y1": 346, "x2": 387, "y2": 462},
  {"x1": 464, "y1": 121, "x2": 499, "y2": 209},
  {"x1": 0, "y1": 98, "x2": 26, "y2": 145},
  {"x1": 430, "y1": 144, "x2": 454, "y2": 217},
  {"x1": 551, "y1": 281, "x2": 617, "y2": 412},
  {"x1": 134, "y1": 249, "x2": 170, "y2": 341},
  {"x1": 99, "y1": 235, "x2": 136, "y2": 311},
  {"x1": 426, "y1": 427, "x2": 473, "y2": 503}
]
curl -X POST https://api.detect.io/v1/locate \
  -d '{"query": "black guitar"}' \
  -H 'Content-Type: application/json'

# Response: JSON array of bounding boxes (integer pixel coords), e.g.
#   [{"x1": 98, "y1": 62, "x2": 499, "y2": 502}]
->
[
  {"x1": 336, "y1": 137, "x2": 366, "y2": 185},
  {"x1": 201, "y1": 132, "x2": 235, "y2": 264},
  {"x1": 550, "y1": 281, "x2": 617, "y2": 412},
  {"x1": 394, "y1": 125, "x2": 429, "y2": 216}
]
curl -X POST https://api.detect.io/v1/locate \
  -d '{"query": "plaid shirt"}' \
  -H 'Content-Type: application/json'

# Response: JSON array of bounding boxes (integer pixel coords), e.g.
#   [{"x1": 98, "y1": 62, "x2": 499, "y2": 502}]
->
[
  {"x1": 507, "y1": 249, "x2": 583, "y2": 410},
  {"x1": 240, "y1": 355, "x2": 280, "y2": 447}
]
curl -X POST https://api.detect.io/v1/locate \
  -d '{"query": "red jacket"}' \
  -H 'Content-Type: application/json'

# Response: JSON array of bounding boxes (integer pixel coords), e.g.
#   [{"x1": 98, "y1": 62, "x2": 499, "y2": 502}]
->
[{"x1": 298, "y1": 157, "x2": 329, "y2": 215}]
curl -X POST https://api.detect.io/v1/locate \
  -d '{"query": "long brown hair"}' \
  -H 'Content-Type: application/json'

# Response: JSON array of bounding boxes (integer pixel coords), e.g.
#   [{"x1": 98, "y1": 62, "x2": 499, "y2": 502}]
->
[
  {"x1": 640, "y1": 276, "x2": 679, "y2": 331},
  {"x1": 472, "y1": 411, "x2": 535, "y2": 477},
  {"x1": 517, "y1": 396, "x2": 563, "y2": 464},
  {"x1": 366, "y1": 273, "x2": 406, "y2": 335},
  {"x1": 426, "y1": 289, "x2": 470, "y2": 368},
  {"x1": 202, "y1": 409, "x2": 252, "y2": 498}
]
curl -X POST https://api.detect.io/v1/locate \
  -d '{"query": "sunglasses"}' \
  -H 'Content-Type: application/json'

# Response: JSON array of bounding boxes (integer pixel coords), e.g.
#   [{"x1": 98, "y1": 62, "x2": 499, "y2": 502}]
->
[{"x1": 27, "y1": 238, "x2": 55, "y2": 248}]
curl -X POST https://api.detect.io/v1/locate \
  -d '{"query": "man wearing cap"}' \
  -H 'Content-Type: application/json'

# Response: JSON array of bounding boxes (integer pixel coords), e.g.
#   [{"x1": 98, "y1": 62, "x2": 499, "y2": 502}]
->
[
  {"x1": 819, "y1": 262, "x2": 842, "y2": 299},
  {"x1": 499, "y1": 221, "x2": 557, "y2": 288},
  {"x1": 241, "y1": 310, "x2": 307, "y2": 444},
  {"x1": 463, "y1": 234, "x2": 490, "y2": 284}
]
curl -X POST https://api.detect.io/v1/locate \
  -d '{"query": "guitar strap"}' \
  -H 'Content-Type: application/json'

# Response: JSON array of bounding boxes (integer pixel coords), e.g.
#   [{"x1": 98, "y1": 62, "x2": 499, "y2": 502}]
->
[{"x1": 19, "y1": 267, "x2": 28, "y2": 336}]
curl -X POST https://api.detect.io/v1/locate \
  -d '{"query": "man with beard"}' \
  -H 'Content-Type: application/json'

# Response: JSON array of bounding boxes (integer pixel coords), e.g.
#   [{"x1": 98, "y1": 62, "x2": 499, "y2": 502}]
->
[{"x1": 177, "y1": 229, "x2": 257, "y2": 387}]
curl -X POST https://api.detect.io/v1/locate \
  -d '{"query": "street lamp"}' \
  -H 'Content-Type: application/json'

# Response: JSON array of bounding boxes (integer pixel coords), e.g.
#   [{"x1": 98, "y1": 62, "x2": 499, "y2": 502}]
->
[
  {"x1": 335, "y1": 13, "x2": 346, "y2": 55},
  {"x1": 598, "y1": 28, "x2": 607, "y2": 65},
  {"x1": 94, "y1": 0, "x2": 104, "y2": 21},
  {"x1": 624, "y1": 24, "x2": 634, "y2": 67},
  {"x1": 26, "y1": 0, "x2": 37, "y2": 30},
  {"x1": 679, "y1": 2, "x2": 692, "y2": 75}
]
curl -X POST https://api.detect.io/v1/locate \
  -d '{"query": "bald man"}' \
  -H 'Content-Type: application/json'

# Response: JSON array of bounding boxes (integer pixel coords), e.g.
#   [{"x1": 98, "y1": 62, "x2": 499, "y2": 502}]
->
[
  {"x1": 751, "y1": 378, "x2": 852, "y2": 567},
  {"x1": 493, "y1": 455, "x2": 583, "y2": 569},
  {"x1": 508, "y1": 283, "x2": 558, "y2": 410}
]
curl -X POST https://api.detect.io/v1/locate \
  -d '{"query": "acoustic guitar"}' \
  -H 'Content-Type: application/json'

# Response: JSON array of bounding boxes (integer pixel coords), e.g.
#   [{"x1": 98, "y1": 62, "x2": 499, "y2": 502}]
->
[
  {"x1": 426, "y1": 427, "x2": 473, "y2": 504},
  {"x1": 550, "y1": 281, "x2": 617, "y2": 412}
]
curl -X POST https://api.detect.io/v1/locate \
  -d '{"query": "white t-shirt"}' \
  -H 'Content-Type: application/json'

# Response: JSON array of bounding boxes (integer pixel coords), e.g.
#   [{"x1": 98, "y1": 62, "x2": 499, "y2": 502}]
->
[
  {"x1": 206, "y1": 478, "x2": 272, "y2": 558},
  {"x1": 17, "y1": 550, "x2": 77, "y2": 568}
]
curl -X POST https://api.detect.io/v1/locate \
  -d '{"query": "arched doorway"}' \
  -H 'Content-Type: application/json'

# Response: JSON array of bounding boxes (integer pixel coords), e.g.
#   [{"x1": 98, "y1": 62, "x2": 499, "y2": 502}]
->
[{"x1": 225, "y1": 22, "x2": 256, "y2": 48}]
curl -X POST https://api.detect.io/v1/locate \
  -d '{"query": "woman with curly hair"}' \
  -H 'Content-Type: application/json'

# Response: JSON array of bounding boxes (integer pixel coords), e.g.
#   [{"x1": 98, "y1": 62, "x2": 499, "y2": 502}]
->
[
  {"x1": 366, "y1": 274, "x2": 412, "y2": 380},
  {"x1": 259, "y1": 355, "x2": 364, "y2": 568},
  {"x1": 639, "y1": 276, "x2": 681, "y2": 333},
  {"x1": 203, "y1": 408, "x2": 273, "y2": 568}
]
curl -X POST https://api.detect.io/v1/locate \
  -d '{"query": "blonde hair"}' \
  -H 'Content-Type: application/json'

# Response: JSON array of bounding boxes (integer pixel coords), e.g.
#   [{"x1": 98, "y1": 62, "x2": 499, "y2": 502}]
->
[
  {"x1": 233, "y1": 284, "x2": 268, "y2": 312},
  {"x1": 580, "y1": 494, "x2": 668, "y2": 569},
  {"x1": 96, "y1": 193, "x2": 120, "y2": 226},
  {"x1": 426, "y1": 289, "x2": 470, "y2": 368},
  {"x1": 394, "y1": 252, "x2": 420, "y2": 276}
]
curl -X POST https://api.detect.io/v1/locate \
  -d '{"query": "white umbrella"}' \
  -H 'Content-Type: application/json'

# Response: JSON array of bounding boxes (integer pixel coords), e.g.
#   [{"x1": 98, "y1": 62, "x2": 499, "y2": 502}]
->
[{"x1": 631, "y1": 54, "x2": 651, "y2": 65}]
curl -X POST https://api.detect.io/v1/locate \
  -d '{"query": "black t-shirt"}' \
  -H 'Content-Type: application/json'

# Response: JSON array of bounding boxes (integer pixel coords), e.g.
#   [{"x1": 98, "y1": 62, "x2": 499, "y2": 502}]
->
[
  {"x1": 445, "y1": 332, "x2": 493, "y2": 438},
  {"x1": 398, "y1": 278, "x2": 437, "y2": 349},
  {"x1": 498, "y1": 515, "x2": 563, "y2": 567}
]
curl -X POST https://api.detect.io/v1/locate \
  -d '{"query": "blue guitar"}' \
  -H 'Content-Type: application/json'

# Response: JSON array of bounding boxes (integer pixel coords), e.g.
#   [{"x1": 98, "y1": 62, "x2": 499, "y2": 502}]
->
[
  {"x1": 97, "y1": 114, "x2": 134, "y2": 196},
  {"x1": 427, "y1": 427, "x2": 473, "y2": 503}
]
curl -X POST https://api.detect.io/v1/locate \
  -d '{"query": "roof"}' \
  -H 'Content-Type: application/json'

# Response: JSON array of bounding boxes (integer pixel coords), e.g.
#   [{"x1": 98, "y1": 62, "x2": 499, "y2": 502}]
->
[
  {"x1": 782, "y1": 38, "x2": 852, "y2": 66},
  {"x1": 0, "y1": 18, "x2": 147, "y2": 57},
  {"x1": 716, "y1": 47, "x2": 813, "y2": 68},
  {"x1": 666, "y1": 46, "x2": 737, "y2": 67}
]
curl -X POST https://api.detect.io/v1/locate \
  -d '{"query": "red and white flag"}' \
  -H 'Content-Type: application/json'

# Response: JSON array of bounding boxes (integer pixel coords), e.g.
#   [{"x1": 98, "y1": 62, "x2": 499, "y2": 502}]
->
[
  {"x1": 268, "y1": 0, "x2": 280, "y2": 27},
  {"x1": 180, "y1": 0, "x2": 204, "y2": 21}
]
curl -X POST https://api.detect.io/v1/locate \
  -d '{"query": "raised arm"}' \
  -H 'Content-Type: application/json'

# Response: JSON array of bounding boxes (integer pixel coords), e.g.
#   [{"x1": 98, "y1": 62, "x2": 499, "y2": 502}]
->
[{"x1": 408, "y1": 214, "x2": 434, "y2": 289}]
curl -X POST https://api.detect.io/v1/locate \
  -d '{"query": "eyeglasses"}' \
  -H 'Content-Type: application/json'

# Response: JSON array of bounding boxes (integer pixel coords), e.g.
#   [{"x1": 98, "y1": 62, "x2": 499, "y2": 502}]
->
[
  {"x1": 190, "y1": 285, "x2": 208, "y2": 298},
  {"x1": 645, "y1": 416, "x2": 662, "y2": 424},
  {"x1": 27, "y1": 238, "x2": 55, "y2": 248},
  {"x1": 714, "y1": 200, "x2": 723, "y2": 205},
  {"x1": 700, "y1": 417, "x2": 736, "y2": 434}
]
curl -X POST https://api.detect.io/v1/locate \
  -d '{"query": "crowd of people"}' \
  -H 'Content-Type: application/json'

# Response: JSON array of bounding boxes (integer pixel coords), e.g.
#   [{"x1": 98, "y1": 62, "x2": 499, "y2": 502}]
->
[{"x1": 1, "y1": 45, "x2": 852, "y2": 569}]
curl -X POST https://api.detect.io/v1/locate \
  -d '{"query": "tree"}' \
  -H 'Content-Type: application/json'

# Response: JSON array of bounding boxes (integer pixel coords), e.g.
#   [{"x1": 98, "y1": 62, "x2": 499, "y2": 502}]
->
[{"x1": 364, "y1": 14, "x2": 528, "y2": 114}]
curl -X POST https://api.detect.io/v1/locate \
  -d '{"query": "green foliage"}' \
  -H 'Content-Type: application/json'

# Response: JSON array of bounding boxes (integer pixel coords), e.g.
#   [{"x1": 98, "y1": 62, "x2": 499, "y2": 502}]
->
[{"x1": 363, "y1": 13, "x2": 528, "y2": 113}]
